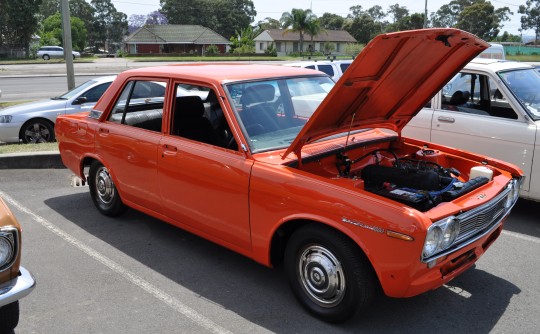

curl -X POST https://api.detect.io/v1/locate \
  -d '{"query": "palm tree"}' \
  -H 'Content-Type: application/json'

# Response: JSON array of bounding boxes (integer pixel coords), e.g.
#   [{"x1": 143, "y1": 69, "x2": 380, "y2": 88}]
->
[
  {"x1": 305, "y1": 19, "x2": 325, "y2": 55},
  {"x1": 280, "y1": 8, "x2": 317, "y2": 53}
]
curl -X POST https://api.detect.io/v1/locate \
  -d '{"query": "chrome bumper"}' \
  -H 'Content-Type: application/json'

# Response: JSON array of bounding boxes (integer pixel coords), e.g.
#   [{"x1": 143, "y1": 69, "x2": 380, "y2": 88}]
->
[{"x1": 0, "y1": 267, "x2": 35, "y2": 308}]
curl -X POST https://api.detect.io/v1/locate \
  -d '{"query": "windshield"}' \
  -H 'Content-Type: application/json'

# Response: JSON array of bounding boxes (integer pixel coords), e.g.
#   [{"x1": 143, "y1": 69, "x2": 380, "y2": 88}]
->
[
  {"x1": 498, "y1": 68, "x2": 540, "y2": 120},
  {"x1": 53, "y1": 79, "x2": 98, "y2": 100},
  {"x1": 225, "y1": 76, "x2": 335, "y2": 153}
]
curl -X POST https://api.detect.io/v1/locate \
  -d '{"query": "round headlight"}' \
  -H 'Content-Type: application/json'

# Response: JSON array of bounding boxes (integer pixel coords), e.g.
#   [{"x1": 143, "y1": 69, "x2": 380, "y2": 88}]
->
[
  {"x1": 423, "y1": 226, "x2": 442, "y2": 258},
  {"x1": 441, "y1": 218, "x2": 459, "y2": 249},
  {"x1": 0, "y1": 236, "x2": 14, "y2": 267}
]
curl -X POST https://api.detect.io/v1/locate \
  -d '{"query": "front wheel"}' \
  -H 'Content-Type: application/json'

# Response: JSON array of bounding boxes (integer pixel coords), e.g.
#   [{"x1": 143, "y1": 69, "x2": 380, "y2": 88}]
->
[
  {"x1": 42, "y1": 54, "x2": 50, "y2": 60},
  {"x1": 0, "y1": 301, "x2": 19, "y2": 333},
  {"x1": 19, "y1": 119, "x2": 55, "y2": 143},
  {"x1": 88, "y1": 161, "x2": 127, "y2": 216},
  {"x1": 285, "y1": 225, "x2": 377, "y2": 323}
]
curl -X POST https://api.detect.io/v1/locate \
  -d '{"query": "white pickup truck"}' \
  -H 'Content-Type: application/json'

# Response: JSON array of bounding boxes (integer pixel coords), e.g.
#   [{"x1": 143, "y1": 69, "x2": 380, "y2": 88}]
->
[{"x1": 403, "y1": 58, "x2": 540, "y2": 201}]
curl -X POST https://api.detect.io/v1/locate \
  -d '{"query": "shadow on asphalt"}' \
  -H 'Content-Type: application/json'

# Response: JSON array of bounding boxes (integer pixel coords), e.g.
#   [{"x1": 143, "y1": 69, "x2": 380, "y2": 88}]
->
[
  {"x1": 504, "y1": 199, "x2": 540, "y2": 239},
  {"x1": 45, "y1": 192, "x2": 520, "y2": 334}
]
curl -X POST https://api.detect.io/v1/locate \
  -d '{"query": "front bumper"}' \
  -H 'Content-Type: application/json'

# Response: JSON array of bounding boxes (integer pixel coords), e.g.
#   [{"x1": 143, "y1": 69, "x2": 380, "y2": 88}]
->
[
  {"x1": 0, "y1": 122, "x2": 23, "y2": 143},
  {"x1": 0, "y1": 267, "x2": 35, "y2": 308}
]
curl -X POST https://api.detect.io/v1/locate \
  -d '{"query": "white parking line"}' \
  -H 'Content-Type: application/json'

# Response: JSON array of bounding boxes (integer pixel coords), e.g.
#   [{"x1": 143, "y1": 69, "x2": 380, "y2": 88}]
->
[
  {"x1": 0, "y1": 191, "x2": 233, "y2": 334},
  {"x1": 502, "y1": 230, "x2": 540, "y2": 244}
]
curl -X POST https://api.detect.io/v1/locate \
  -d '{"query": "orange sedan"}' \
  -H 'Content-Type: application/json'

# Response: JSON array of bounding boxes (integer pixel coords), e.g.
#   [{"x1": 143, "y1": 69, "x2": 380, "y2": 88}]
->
[{"x1": 56, "y1": 29, "x2": 523, "y2": 323}]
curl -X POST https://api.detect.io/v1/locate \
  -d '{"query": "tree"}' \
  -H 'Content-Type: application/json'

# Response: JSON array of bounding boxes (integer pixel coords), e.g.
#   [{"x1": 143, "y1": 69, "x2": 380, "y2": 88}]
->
[
  {"x1": 455, "y1": 1, "x2": 511, "y2": 41},
  {"x1": 42, "y1": 13, "x2": 88, "y2": 50},
  {"x1": 160, "y1": 0, "x2": 255, "y2": 39},
  {"x1": 305, "y1": 19, "x2": 324, "y2": 54},
  {"x1": 519, "y1": 0, "x2": 540, "y2": 45},
  {"x1": 431, "y1": 0, "x2": 474, "y2": 28},
  {"x1": 280, "y1": 8, "x2": 317, "y2": 53},
  {"x1": 0, "y1": 0, "x2": 43, "y2": 56},
  {"x1": 38, "y1": 0, "x2": 94, "y2": 29},
  {"x1": 229, "y1": 26, "x2": 255, "y2": 54},
  {"x1": 90, "y1": 0, "x2": 128, "y2": 52},
  {"x1": 343, "y1": 13, "x2": 379, "y2": 44},
  {"x1": 319, "y1": 13, "x2": 344, "y2": 30},
  {"x1": 387, "y1": 4, "x2": 409, "y2": 24},
  {"x1": 256, "y1": 17, "x2": 281, "y2": 31}
]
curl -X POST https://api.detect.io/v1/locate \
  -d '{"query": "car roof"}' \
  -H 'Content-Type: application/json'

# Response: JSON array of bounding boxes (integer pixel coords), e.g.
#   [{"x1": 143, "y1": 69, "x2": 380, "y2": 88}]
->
[
  {"x1": 118, "y1": 64, "x2": 323, "y2": 83},
  {"x1": 465, "y1": 58, "x2": 533, "y2": 72}
]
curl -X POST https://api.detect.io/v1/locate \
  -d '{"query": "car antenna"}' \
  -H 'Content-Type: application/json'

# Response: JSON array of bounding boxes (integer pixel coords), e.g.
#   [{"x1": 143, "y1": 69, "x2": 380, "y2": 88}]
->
[{"x1": 336, "y1": 112, "x2": 355, "y2": 177}]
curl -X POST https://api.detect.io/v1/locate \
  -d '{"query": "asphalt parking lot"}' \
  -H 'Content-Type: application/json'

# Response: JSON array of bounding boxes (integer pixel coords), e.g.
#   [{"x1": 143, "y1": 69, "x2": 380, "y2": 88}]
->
[{"x1": 0, "y1": 168, "x2": 538, "y2": 333}]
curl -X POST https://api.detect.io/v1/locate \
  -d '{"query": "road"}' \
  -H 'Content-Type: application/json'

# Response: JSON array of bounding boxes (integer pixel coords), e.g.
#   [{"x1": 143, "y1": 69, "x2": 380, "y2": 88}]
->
[
  {"x1": 0, "y1": 76, "x2": 103, "y2": 102},
  {"x1": 0, "y1": 168, "x2": 538, "y2": 333}
]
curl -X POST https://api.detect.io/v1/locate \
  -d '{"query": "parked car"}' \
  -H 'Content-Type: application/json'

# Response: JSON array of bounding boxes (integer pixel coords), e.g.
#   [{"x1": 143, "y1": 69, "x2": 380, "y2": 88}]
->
[
  {"x1": 0, "y1": 76, "x2": 115, "y2": 143},
  {"x1": 55, "y1": 29, "x2": 523, "y2": 323},
  {"x1": 0, "y1": 198, "x2": 36, "y2": 333},
  {"x1": 36, "y1": 46, "x2": 81, "y2": 60},
  {"x1": 284, "y1": 59, "x2": 353, "y2": 81},
  {"x1": 477, "y1": 43, "x2": 505, "y2": 60},
  {"x1": 403, "y1": 58, "x2": 540, "y2": 201}
]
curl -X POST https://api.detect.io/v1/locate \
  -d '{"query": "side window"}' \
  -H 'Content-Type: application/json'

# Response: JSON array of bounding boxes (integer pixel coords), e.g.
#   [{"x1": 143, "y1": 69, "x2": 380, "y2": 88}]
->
[
  {"x1": 108, "y1": 80, "x2": 166, "y2": 132},
  {"x1": 317, "y1": 64, "x2": 335, "y2": 77},
  {"x1": 171, "y1": 83, "x2": 237, "y2": 150},
  {"x1": 441, "y1": 72, "x2": 517, "y2": 119},
  {"x1": 81, "y1": 82, "x2": 112, "y2": 103}
]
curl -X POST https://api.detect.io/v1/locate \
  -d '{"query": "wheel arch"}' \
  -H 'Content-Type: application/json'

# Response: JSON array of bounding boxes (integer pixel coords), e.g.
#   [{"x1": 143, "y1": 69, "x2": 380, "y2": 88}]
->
[{"x1": 269, "y1": 218, "x2": 379, "y2": 281}]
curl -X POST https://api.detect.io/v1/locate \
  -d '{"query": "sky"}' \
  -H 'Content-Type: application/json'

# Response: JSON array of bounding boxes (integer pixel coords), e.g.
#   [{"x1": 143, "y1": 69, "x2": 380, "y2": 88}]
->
[{"x1": 109, "y1": 0, "x2": 529, "y2": 36}]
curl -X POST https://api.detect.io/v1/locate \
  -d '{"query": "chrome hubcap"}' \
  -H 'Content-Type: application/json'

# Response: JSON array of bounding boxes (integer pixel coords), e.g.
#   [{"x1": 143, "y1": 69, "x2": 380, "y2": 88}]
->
[
  {"x1": 297, "y1": 245, "x2": 345, "y2": 307},
  {"x1": 95, "y1": 167, "x2": 115, "y2": 205}
]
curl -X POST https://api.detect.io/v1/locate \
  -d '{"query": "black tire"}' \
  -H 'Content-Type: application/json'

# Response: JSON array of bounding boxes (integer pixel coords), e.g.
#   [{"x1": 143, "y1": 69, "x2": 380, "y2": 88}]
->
[
  {"x1": 88, "y1": 161, "x2": 127, "y2": 216},
  {"x1": 285, "y1": 225, "x2": 377, "y2": 323},
  {"x1": 42, "y1": 54, "x2": 50, "y2": 60},
  {"x1": 0, "y1": 301, "x2": 19, "y2": 333},
  {"x1": 19, "y1": 119, "x2": 55, "y2": 143}
]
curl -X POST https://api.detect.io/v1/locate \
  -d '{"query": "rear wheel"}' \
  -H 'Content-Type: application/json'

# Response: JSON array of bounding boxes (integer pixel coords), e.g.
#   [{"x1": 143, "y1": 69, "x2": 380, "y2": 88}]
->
[
  {"x1": 0, "y1": 301, "x2": 19, "y2": 333},
  {"x1": 19, "y1": 119, "x2": 55, "y2": 143},
  {"x1": 42, "y1": 54, "x2": 50, "y2": 60},
  {"x1": 88, "y1": 161, "x2": 127, "y2": 216},
  {"x1": 285, "y1": 225, "x2": 377, "y2": 323}
]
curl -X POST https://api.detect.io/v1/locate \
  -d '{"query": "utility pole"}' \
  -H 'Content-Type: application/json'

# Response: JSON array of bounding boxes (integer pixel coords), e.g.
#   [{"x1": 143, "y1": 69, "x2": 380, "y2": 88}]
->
[
  {"x1": 424, "y1": 0, "x2": 428, "y2": 29},
  {"x1": 61, "y1": 0, "x2": 75, "y2": 90}
]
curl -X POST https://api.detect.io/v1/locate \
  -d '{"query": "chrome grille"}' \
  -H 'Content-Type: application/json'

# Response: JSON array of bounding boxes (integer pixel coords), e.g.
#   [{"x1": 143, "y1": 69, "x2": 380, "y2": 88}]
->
[{"x1": 454, "y1": 184, "x2": 512, "y2": 245}]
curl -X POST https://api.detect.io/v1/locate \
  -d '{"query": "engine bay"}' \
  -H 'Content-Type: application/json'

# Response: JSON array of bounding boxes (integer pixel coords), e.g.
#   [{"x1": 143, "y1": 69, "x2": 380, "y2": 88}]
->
[{"x1": 295, "y1": 139, "x2": 495, "y2": 211}]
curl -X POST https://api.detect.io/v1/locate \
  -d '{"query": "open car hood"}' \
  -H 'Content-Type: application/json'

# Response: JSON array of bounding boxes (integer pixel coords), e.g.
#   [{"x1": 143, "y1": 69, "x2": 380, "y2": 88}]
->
[{"x1": 283, "y1": 29, "x2": 489, "y2": 160}]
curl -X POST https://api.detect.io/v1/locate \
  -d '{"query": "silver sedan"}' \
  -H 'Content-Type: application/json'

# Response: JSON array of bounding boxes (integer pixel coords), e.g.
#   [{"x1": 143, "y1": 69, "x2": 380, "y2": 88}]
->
[{"x1": 0, "y1": 76, "x2": 115, "y2": 143}]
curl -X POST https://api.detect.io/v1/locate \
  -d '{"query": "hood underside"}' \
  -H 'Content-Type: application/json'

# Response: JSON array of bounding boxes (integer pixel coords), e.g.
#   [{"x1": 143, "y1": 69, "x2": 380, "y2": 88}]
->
[{"x1": 283, "y1": 28, "x2": 489, "y2": 160}]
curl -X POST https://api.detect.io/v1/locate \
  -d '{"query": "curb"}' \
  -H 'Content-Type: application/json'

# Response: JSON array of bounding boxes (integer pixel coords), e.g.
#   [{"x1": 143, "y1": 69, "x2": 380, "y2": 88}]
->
[{"x1": 0, "y1": 151, "x2": 65, "y2": 169}]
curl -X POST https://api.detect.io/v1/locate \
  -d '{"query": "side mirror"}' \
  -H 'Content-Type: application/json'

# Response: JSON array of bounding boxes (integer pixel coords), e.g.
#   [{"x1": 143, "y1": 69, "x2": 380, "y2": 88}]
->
[{"x1": 73, "y1": 96, "x2": 88, "y2": 105}]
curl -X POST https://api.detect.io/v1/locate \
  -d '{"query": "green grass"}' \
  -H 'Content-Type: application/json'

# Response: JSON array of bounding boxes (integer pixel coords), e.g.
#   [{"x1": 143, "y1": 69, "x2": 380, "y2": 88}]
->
[
  {"x1": 0, "y1": 101, "x2": 30, "y2": 109},
  {"x1": 0, "y1": 142, "x2": 59, "y2": 154}
]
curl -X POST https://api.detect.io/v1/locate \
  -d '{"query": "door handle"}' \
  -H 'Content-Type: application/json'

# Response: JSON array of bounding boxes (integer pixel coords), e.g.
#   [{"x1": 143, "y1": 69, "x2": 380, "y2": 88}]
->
[
  {"x1": 98, "y1": 127, "x2": 109, "y2": 134},
  {"x1": 437, "y1": 116, "x2": 455, "y2": 123},
  {"x1": 162, "y1": 144, "x2": 178, "y2": 157}
]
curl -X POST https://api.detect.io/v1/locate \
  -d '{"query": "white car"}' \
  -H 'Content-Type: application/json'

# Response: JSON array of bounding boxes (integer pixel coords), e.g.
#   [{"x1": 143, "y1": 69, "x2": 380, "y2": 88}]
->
[
  {"x1": 403, "y1": 58, "x2": 540, "y2": 201},
  {"x1": 0, "y1": 76, "x2": 115, "y2": 143},
  {"x1": 36, "y1": 46, "x2": 81, "y2": 60},
  {"x1": 284, "y1": 60, "x2": 352, "y2": 81}
]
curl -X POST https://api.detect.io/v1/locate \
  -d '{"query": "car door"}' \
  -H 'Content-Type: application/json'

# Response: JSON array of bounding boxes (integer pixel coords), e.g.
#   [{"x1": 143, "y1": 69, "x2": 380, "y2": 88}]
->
[
  {"x1": 428, "y1": 71, "x2": 537, "y2": 192},
  {"x1": 95, "y1": 79, "x2": 167, "y2": 212},
  {"x1": 158, "y1": 83, "x2": 253, "y2": 251}
]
